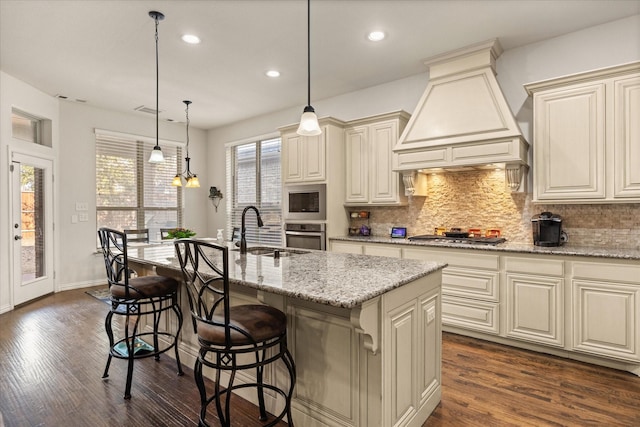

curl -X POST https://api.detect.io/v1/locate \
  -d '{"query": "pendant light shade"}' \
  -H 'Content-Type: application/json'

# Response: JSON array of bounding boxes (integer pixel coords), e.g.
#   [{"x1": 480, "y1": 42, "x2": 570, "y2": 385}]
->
[
  {"x1": 148, "y1": 10, "x2": 165, "y2": 163},
  {"x1": 172, "y1": 100, "x2": 200, "y2": 188},
  {"x1": 297, "y1": 0, "x2": 322, "y2": 136},
  {"x1": 297, "y1": 105, "x2": 321, "y2": 136}
]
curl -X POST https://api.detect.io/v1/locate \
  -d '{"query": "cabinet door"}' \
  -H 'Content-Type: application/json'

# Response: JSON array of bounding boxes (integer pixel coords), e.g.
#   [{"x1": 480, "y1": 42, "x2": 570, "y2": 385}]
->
[
  {"x1": 506, "y1": 273, "x2": 564, "y2": 347},
  {"x1": 534, "y1": 82, "x2": 606, "y2": 201},
  {"x1": 303, "y1": 132, "x2": 326, "y2": 181},
  {"x1": 614, "y1": 75, "x2": 640, "y2": 198},
  {"x1": 345, "y1": 126, "x2": 369, "y2": 203},
  {"x1": 283, "y1": 133, "x2": 303, "y2": 182},
  {"x1": 370, "y1": 120, "x2": 400, "y2": 203},
  {"x1": 572, "y1": 279, "x2": 640, "y2": 362}
]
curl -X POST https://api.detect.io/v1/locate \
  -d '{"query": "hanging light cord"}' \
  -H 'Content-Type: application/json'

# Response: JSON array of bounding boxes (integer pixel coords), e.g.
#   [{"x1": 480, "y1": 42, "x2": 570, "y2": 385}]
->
[
  {"x1": 154, "y1": 14, "x2": 160, "y2": 149},
  {"x1": 185, "y1": 102, "x2": 190, "y2": 158},
  {"x1": 306, "y1": 0, "x2": 311, "y2": 108}
]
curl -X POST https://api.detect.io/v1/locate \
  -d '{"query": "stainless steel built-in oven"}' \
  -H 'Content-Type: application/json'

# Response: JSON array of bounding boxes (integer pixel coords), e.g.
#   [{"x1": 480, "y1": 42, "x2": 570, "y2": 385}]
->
[
  {"x1": 284, "y1": 184, "x2": 326, "y2": 221},
  {"x1": 285, "y1": 223, "x2": 326, "y2": 251}
]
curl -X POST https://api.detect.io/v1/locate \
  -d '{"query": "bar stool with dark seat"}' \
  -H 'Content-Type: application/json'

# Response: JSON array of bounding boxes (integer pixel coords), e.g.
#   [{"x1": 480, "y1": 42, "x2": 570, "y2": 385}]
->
[
  {"x1": 98, "y1": 227, "x2": 184, "y2": 399},
  {"x1": 174, "y1": 239, "x2": 296, "y2": 427}
]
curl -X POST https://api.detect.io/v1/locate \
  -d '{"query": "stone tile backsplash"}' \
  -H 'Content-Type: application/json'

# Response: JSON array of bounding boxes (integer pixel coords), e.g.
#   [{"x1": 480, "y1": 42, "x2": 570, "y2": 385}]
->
[{"x1": 351, "y1": 169, "x2": 640, "y2": 249}]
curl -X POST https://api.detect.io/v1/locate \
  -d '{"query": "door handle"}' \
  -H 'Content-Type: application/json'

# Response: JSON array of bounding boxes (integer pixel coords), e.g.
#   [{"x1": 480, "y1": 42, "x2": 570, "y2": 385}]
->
[{"x1": 14, "y1": 235, "x2": 22, "y2": 240}]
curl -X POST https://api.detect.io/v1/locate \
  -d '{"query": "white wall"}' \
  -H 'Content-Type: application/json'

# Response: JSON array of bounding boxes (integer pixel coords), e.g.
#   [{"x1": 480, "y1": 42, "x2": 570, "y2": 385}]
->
[
  {"x1": 57, "y1": 101, "x2": 208, "y2": 291},
  {"x1": 0, "y1": 72, "x2": 60, "y2": 313}
]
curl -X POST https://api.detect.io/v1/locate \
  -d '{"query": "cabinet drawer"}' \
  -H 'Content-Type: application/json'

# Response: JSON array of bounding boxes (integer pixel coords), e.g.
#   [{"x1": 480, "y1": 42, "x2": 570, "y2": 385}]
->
[
  {"x1": 330, "y1": 242, "x2": 363, "y2": 254},
  {"x1": 442, "y1": 268, "x2": 499, "y2": 302},
  {"x1": 442, "y1": 296, "x2": 499, "y2": 335},
  {"x1": 403, "y1": 247, "x2": 499, "y2": 270},
  {"x1": 364, "y1": 244, "x2": 402, "y2": 258},
  {"x1": 505, "y1": 256, "x2": 564, "y2": 276},
  {"x1": 573, "y1": 261, "x2": 640, "y2": 284}
]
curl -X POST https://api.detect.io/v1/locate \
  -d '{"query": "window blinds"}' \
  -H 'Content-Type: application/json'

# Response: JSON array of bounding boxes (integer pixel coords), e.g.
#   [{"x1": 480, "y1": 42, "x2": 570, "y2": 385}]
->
[
  {"x1": 226, "y1": 137, "x2": 282, "y2": 246},
  {"x1": 95, "y1": 130, "x2": 182, "y2": 240}
]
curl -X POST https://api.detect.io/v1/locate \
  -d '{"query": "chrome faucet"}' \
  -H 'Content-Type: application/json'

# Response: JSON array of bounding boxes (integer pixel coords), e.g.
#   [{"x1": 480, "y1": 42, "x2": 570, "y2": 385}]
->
[{"x1": 240, "y1": 205, "x2": 264, "y2": 254}]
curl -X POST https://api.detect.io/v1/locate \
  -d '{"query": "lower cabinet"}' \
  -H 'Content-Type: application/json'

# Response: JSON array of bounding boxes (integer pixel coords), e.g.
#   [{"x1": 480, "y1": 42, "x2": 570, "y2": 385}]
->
[
  {"x1": 329, "y1": 238, "x2": 640, "y2": 375},
  {"x1": 405, "y1": 247, "x2": 500, "y2": 334},
  {"x1": 572, "y1": 261, "x2": 640, "y2": 362},
  {"x1": 505, "y1": 257, "x2": 565, "y2": 347}
]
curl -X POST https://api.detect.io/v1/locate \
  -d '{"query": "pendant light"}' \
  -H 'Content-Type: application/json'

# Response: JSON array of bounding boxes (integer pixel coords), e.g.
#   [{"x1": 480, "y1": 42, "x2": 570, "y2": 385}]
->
[
  {"x1": 148, "y1": 10, "x2": 165, "y2": 163},
  {"x1": 296, "y1": 0, "x2": 322, "y2": 136},
  {"x1": 172, "y1": 100, "x2": 200, "y2": 188}
]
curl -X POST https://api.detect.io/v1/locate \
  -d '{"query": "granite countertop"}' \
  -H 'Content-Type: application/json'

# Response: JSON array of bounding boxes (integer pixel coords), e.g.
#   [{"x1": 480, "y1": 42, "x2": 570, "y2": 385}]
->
[
  {"x1": 127, "y1": 240, "x2": 446, "y2": 309},
  {"x1": 330, "y1": 235, "x2": 640, "y2": 261}
]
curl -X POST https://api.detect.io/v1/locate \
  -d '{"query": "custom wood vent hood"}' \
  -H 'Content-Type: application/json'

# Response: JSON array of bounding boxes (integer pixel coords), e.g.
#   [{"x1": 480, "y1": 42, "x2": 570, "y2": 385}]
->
[{"x1": 393, "y1": 39, "x2": 529, "y2": 191}]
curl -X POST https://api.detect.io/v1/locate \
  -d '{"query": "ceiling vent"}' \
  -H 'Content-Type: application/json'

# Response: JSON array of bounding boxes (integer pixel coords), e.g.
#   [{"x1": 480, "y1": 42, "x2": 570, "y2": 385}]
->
[{"x1": 134, "y1": 105, "x2": 161, "y2": 115}]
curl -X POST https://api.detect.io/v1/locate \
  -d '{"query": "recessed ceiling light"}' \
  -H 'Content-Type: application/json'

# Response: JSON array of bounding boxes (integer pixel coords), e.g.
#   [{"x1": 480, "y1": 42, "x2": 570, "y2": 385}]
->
[
  {"x1": 181, "y1": 34, "x2": 201, "y2": 44},
  {"x1": 367, "y1": 31, "x2": 385, "y2": 42},
  {"x1": 266, "y1": 70, "x2": 281, "y2": 78}
]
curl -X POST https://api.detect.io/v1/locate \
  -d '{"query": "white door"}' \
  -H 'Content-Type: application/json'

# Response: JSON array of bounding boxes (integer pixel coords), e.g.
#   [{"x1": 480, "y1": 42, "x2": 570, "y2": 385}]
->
[{"x1": 11, "y1": 153, "x2": 55, "y2": 305}]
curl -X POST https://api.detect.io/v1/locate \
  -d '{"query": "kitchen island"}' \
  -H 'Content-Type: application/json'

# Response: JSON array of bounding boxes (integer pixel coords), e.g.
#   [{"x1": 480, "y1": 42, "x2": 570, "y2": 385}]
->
[{"x1": 127, "y1": 241, "x2": 446, "y2": 427}]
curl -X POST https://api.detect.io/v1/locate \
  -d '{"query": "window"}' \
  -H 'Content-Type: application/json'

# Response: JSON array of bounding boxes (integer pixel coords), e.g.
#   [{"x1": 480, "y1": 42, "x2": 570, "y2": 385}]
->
[
  {"x1": 96, "y1": 130, "x2": 182, "y2": 241},
  {"x1": 11, "y1": 108, "x2": 52, "y2": 147},
  {"x1": 226, "y1": 137, "x2": 282, "y2": 246}
]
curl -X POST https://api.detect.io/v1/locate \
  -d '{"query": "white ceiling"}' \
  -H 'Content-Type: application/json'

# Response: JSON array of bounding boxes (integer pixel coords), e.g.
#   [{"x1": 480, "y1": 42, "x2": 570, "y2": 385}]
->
[{"x1": 1, "y1": 0, "x2": 639, "y2": 129}]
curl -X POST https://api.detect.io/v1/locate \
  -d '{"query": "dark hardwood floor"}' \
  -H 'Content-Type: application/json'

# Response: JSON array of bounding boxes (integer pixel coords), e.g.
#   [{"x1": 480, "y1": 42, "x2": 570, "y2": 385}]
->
[{"x1": 1, "y1": 287, "x2": 639, "y2": 426}]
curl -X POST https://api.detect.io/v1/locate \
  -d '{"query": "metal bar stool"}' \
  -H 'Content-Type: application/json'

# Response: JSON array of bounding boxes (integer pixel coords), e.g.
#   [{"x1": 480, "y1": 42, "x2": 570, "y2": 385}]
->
[
  {"x1": 174, "y1": 239, "x2": 296, "y2": 427},
  {"x1": 123, "y1": 228, "x2": 150, "y2": 243},
  {"x1": 98, "y1": 227, "x2": 184, "y2": 399}
]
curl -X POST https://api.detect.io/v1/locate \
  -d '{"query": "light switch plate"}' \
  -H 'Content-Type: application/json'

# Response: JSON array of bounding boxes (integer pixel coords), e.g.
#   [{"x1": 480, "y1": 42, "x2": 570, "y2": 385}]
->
[{"x1": 75, "y1": 202, "x2": 88, "y2": 211}]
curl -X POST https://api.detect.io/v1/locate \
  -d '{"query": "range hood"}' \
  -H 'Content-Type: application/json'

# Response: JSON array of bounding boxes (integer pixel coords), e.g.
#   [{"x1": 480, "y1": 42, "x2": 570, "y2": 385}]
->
[{"x1": 393, "y1": 39, "x2": 528, "y2": 189}]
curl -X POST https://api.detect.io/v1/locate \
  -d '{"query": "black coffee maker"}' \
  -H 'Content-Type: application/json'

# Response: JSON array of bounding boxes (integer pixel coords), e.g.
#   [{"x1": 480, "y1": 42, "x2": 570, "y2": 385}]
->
[{"x1": 531, "y1": 212, "x2": 563, "y2": 246}]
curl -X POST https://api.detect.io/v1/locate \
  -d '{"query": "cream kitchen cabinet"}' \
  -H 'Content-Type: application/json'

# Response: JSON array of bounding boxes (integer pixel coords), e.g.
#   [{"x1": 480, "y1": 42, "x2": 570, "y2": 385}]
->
[
  {"x1": 280, "y1": 118, "x2": 346, "y2": 184},
  {"x1": 404, "y1": 247, "x2": 500, "y2": 335},
  {"x1": 572, "y1": 261, "x2": 640, "y2": 363},
  {"x1": 328, "y1": 238, "x2": 640, "y2": 375},
  {"x1": 330, "y1": 240, "x2": 402, "y2": 258},
  {"x1": 345, "y1": 111, "x2": 410, "y2": 206},
  {"x1": 504, "y1": 257, "x2": 565, "y2": 347},
  {"x1": 281, "y1": 131, "x2": 326, "y2": 183},
  {"x1": 330, "y1": 240, "x2": 363, "y2": 254},
  {"x1": 525, "y1": 62, "x2": 640, "y2": 203}
]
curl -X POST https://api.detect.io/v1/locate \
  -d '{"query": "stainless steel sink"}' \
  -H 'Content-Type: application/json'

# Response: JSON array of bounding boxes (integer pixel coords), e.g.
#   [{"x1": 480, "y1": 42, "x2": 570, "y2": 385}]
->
[{"x1": 231, "y1": 247, "x2": 310, "y2": 257}]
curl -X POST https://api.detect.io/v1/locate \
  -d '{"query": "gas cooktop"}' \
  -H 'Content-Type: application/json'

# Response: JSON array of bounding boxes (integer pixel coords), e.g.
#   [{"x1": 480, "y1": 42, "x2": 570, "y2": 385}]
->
[{"x1": 408, "y1": 234, "x2": 507, "y2": 245}]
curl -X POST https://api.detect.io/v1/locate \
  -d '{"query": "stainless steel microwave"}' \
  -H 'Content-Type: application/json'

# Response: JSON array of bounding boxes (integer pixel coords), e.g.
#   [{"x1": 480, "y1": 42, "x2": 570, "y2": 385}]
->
[{"x1": 283, "y1": 184, "x2": 326, "y2": 221}]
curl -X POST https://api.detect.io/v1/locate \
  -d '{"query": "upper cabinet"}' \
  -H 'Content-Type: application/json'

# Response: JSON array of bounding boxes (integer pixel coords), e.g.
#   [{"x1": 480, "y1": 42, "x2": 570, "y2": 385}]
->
[
  {"x1": 282, "y1": 132, "x2": 326, "y2": 183},
  {"x1": 280, "y1": 118, "x2": 345, "y2": 184},
  {"x1": 525, "y1": 62, "x2": 640, "y2": 203},
  {"x1": 345, "y1": 111, "x2": 411, "y2": 206}
]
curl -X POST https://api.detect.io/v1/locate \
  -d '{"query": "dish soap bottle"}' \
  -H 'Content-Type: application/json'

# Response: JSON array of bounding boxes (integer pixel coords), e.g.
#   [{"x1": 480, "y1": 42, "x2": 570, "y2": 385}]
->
[{"x1": 216, "y1": 229, "x2": 224, "y2": 243}]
